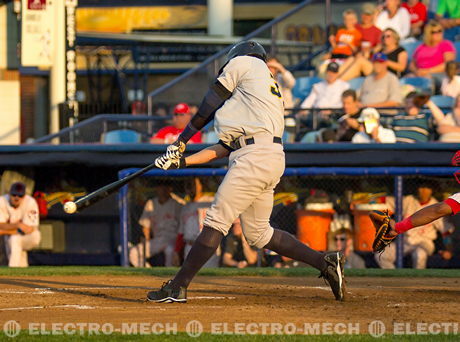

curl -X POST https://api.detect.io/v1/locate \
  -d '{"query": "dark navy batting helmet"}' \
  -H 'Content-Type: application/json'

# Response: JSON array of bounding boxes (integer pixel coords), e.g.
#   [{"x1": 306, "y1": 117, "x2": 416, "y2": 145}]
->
[{"x1": 227, "y1": 41, "x2": 267, "y2": 62}]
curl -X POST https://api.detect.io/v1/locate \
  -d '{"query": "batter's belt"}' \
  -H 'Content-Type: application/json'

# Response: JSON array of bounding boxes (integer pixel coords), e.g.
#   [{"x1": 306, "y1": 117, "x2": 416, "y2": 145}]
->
[{"x1": 230, "y1": 135, "x2": 282, "y2": 150}]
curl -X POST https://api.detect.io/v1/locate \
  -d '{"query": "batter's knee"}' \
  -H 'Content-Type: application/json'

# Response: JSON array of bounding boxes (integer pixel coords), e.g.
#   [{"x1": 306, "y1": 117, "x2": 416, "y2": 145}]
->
[{"x1": 243, "y1": 225, "x2": 274, "y2": 249}]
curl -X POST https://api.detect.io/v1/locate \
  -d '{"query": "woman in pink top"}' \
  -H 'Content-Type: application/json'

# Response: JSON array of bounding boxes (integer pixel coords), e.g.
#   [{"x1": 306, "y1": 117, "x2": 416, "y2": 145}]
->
[{"x1": 409, "y1": 20, "x2": 456, "y2": 79}]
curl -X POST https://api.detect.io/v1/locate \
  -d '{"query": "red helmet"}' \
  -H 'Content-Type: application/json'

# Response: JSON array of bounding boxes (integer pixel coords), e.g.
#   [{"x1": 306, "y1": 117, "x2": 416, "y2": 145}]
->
[
  {"x1": 173, "y1": 103, "x2": 190, "y2": 114},
  {"x1": 452, "y1": 150, "x2": 460, "y2": 167}
]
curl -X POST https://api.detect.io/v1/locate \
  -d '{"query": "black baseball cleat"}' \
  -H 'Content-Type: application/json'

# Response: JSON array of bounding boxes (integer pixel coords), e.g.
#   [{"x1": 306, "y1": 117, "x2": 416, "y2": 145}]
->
[
  {"x1": 319, "y1": 252, "x2": 346, "y2": 301},
  {"x1": 147, "y1": 280, "x2": 187, "y2": 303}
]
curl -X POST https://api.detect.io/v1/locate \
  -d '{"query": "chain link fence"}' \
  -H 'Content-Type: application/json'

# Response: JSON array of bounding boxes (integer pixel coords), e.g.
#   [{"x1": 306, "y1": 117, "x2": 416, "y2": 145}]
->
[{"x1": 119, "y1": 168, "x2": 459, "y2": 269}]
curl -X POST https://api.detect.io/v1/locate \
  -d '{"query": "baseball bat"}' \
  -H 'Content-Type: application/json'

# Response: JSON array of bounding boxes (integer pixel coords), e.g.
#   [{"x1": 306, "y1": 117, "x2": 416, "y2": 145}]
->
[{"x1": 69, "y1": 162, "x2": 158, "y2": 213}]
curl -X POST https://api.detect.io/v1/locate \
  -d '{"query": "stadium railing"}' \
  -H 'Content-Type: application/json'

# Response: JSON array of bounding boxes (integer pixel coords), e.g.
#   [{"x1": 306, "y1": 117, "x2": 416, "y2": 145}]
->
[{"x1": 118, "y1": 167, "x2": 459, "y2": 268}]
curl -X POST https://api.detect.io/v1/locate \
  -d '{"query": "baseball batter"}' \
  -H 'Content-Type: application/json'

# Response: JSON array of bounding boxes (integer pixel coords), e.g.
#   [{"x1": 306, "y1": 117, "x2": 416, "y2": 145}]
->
[
  {"x1": 0, "y1": 182, "x2": 40, "y2": 267},
  {"x1": 148, "y1": 41, "x2": 345, "y2": 303}
]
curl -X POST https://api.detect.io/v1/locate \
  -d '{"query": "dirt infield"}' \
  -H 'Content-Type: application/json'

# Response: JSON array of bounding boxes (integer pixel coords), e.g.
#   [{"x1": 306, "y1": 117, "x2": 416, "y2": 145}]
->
[{"x1": 0, "y1": 274, "x2": 458, "y2": 336}]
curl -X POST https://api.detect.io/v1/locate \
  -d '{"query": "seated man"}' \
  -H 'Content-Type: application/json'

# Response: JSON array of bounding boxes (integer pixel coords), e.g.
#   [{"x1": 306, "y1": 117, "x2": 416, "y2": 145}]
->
[
  {"x1": 376, "y1": 182, "x2": 448, "y2": 269},
  {"x1": 352, "y1": 107, "x2": 396, "y2": 143},
  {"x1": 333, "y1": 228, "x2": 365, "y2": 269},
  {"x1": 222, "y1": 218, "x2": 258, "y2": 268},
  {"x1": 392, "y1": 92, "x2": 445, "y2": 143},
  {"x1": 151, "y1": 103, "x2": 202, "y2": 144},
  {"x1": 129, "y1": 183, "x2": 183, "y2": 267},
  {"x1": 359, "y1": 52, "x2": 402, "y2": 109},
  {"x1": 0, "y1": 182, "x2": 41, "y2": 267},
  {"x1": 300, "y1": 62, "x2": 350, "y2": 111}
]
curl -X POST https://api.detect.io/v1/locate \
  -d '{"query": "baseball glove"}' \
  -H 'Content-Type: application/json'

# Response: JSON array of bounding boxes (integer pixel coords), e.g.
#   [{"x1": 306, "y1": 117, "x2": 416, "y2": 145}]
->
[{"x1": 369, "y1": 210, "x2": 395, "y2": 253}]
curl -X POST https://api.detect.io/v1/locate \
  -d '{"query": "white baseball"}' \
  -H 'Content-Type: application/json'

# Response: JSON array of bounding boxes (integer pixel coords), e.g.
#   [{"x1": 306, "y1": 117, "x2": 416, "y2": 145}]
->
[{"x1": 64, "y1": 201, "x2": 77, "y2": 214}]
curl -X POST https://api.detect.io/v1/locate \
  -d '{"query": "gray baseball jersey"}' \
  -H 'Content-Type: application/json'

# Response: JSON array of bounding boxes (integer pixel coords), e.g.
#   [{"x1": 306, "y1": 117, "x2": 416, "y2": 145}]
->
[
  {"x1": 203, "y1": 55, "x2": 286, "y2": 248},
  {"x1": 215, "y1": 56, "x2": 285, "y2": 145}
]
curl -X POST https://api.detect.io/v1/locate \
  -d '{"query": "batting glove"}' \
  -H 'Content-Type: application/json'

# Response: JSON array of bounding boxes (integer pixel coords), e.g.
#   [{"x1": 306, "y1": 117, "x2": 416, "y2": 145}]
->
[
  {"x1": 155, "y1": 155, "x2": 186, "y2": 170},
  {"x1": 165, "y1": 140, "x2": 186, "y2": 160}
]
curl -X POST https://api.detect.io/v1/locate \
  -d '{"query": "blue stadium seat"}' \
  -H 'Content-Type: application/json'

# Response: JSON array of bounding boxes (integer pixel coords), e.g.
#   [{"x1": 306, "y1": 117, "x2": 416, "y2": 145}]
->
[
  {"x1": 430, "y1": 95, "x2": 455, "y2": 110},
  {"x1": 455, "y1": 41, "x2": 460, "y2": 62},
  {"x1": 348, "y1": 77, "x2": 365, "y2": 91},
  {"x1": 102, "y1": 129, "x2": 141, "y2": 144},
  {"x1": 400, "y1": 77, "x2": 433, "y2": 94},
  {"x1": 401, "y1": 40, "x2": 422, "y2": 62},
  {"x1": 291, "y1": 76, "x2": 323, "y2": 103}
]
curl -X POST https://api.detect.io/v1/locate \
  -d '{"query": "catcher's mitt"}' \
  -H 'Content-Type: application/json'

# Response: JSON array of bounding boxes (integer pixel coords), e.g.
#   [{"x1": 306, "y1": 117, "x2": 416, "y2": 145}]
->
[{"x1": 369, "y1": 210, "x2": 396, "y2": 253}]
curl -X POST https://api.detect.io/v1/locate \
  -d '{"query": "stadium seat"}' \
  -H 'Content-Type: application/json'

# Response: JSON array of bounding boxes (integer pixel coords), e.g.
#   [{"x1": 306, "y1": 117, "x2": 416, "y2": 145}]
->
[
  {"x1": 401, "y1": 40, "x2": 422, "y2": 62},
  {"x1": 455, "y1": 41, "x2": 460, "y2": 62},
  {"x1": 430, "y1": 95, "x2": 455, "y2": 110},
  {"x1": 101, "y1": 129, "x2": 141, "y2": 144},
  {"x1": 291, "y1": 76, "x2": 322, "y2": 103},
  {"x1": 347, "y1": 77, "x2": 365, "y2": 91},
  {"x1": 399, "y1": 77, "x2": 433, "y2": 94}
]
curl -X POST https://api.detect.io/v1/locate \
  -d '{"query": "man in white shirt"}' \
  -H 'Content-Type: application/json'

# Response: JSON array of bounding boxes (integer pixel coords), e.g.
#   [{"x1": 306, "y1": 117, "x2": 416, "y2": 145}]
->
[
  {"x1": 376, "y1": 0, "x2": 411, "y2": 40},
  {"x1": 300, "y1": 62, "x2": 350, "y2": 110},
  {"x1": 0, "y1": 182, "x2": 40, "y2": 267},
  {"x1": 352, "y1": 107, "x2": 396, "y2": 143}
]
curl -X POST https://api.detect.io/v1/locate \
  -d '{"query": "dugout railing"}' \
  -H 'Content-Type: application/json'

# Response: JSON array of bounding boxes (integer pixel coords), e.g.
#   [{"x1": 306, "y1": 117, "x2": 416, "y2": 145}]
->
[{"x1": 118, "y1": 167, "x2": 459, "y2": 268}]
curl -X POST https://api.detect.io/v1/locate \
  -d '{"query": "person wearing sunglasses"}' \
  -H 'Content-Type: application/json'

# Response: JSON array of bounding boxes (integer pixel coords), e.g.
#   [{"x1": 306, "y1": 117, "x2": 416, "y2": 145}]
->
[
  {"x1": 332, "y1": 228, "x2": 365, "y2": 269},
  {"x1": 0, "y1": 182, "x2": 41, "y2": 267},
  {"x1": 409, "y1": 20, "x2": 456, "y2": 85},
  {"x1": 150, "y1": 103, "x2": 202, "y2": 144},
  {"x1": 376, "y1": 28, "x2": 408, "y2": 78}
]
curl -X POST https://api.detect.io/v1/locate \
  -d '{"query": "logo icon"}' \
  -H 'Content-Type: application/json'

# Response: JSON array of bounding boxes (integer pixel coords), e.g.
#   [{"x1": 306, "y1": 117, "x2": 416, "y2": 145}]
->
[
  {"x1": 368, "y1": 320, "x2": 385, "y2": 338},
  {"x1": 3, "y1": 320, "x2": 20, "y2": 338},
  {"x1": 185, "y1": 320, "x2": 203, "y2": 338}
]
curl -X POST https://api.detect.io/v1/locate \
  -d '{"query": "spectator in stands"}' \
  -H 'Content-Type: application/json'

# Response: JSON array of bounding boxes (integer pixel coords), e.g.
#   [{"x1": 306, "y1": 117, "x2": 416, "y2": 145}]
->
[
  {"x1": 352, "y1": 107, "x2": 396, "y2": 143},
  {"x1": 402, "y1": 0, "x2": 428, "y2": 38},
  {"x1": 441, "y1": 61, "x2": 460, "y2": 98},
  {"x1": 129, "y1": 183, "x2": 183, "y2": 267},
  {"x1": 435, "y1": 0, "x2": 460, "y2": 41},
  {"x1": 392, "y1": 92, "x2": 445, "y2": 143},
  {"x1": 376, "y1": 0, "x2": 411, "y2": 40},
  {"x1": 329, "y1": 9, "x2": 362, "y2": 59},
  {"x1": 222, "y1": 218, "x2": 258, "y2": 268},
  {"x1": 0, "y1": 182, "x2": 40, "y2": 267},
  {"x1": 359, "y1": 52, "x2": 402, "y2": 108},
  {"x1": 377, "y1": 28, "x2": 408, "y2": 78},
  {"x1": 266, "y1": 57, "x2": 296, "y2": 112},
  {"x1": 356, "y1": 3, "x2": 382, "y2": 51},
  {"x1": 333, "y1": 228, "x2": 365, "y2": 269},
  {"x1": 336, "y1": 89, "x2": 363, "y2": 142},
  {"x1": 436, "y1": 94, "x2": 460, "y2": 142},
  {"x1": 409, "y1": 20, "x2": 456, "y2": 82},
  {"x1": 150, "y1": 103, "x2": 202, "y2": 144},
  {"x1": 377, "y1": 182, "x2": 448, "y2": 269},
  {"x1": 300, "y1": 62, "x2": 350, "y2": 111},
  {"x1": 175, "y1": 177, "x2": 219, "y2": 267}
]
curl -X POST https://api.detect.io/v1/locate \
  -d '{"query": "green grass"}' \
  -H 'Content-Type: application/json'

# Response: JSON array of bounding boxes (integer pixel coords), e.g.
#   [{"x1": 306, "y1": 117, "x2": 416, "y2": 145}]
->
[
  {"x1": 2, "y1": 332, "x2": 457, "y2": 341},
  {"x1": 0, "y1": 266, "x2": 458, "y2": 278}
]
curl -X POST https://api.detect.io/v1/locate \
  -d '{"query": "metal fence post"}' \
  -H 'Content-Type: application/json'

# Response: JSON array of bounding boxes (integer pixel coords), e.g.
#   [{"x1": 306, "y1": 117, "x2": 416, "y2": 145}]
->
[
  {"x1": 395, "y1": 175, "x2": 404, "y2": 268},
  {"x1": 118, "y1": 172, "x2": 130, "y2": 267}
]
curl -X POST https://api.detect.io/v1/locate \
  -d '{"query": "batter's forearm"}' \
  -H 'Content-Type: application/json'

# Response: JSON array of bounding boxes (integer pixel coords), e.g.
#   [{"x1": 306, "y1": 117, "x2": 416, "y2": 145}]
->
[{"x1": 185, "y1": 144, "x2": 229, "y2": 166}]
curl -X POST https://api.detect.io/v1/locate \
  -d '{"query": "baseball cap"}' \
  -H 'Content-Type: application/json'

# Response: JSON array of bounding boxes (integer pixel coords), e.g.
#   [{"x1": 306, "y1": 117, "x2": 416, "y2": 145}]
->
[
  {"x1": 173, "y1": 103, "x2": 190, "y2": 114},
  {"x1": 372, "y1": 52, "x2": 388, "y2": 63},
  {"x1": 358, "y1": 107, "x2": 380, "y2": 122},
  {"x1": 10, "y1": 182, "x2": 26, "y2": 197},
  {"x1": 362, "y1": 3, "x2": 376, "y2": 15},
  {"x1": 326, "y1": 61, "x2": 340, "y2": 73}
]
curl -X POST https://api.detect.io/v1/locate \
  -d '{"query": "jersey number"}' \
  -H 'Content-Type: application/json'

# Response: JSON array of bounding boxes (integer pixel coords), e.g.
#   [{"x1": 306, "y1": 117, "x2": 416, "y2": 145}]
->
[{"x1": 270, "y1": 80, "x2": 282, "y2": 98}]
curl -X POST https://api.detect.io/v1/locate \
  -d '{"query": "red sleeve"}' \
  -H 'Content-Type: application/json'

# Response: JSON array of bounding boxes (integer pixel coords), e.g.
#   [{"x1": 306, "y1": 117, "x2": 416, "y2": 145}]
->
[
  {"x1": 418, "y1": 3, "x2": 427, "y2": 23},
  {"x1": 444, "y1": 199, "x2": 460, "y2": 215},
  {"x1": 190, "y1": 131, "x2": 202, "y2": 143}
]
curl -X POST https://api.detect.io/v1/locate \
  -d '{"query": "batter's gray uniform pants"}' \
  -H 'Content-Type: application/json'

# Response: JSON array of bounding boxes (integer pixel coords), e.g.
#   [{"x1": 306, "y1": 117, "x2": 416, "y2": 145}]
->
[{"x1": 203, "y1": 135, "x2": 285, "y2": 248}]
